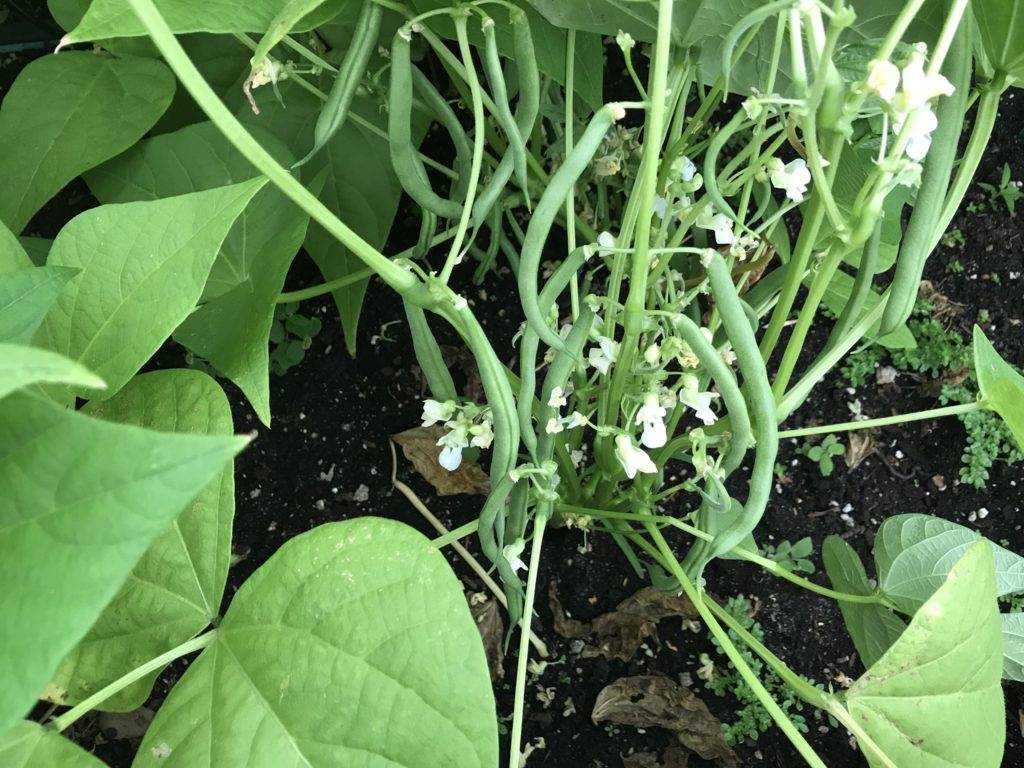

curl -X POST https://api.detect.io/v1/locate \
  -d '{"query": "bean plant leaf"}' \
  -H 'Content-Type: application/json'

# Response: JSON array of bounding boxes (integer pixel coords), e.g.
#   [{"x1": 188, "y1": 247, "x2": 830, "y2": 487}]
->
[
  {"x1": 0, "y1": 220, "x2": 31, "y2": 273},
  {"x1": 973, "y1": 0, "x2": 1024, "y2": 81},
  {"x1": 818, "y1": 269, "x2": 916, "y2": 350},
  {"x1": 0, "y1": 52, "x2": 174, "y2": 234},
  {"x1": 35, "y1": 178, "x2": 266, "y2": 401},
  {"x1": 0, "y1": 266, "x2": 78, "y2": 344},
  {"x1": 134, "y1": 517, "x2": 498, "y2": 768},
  {"x1": 973, "y1": 325, "x2": 1024, "y2": 450},
  {"x1": 0, "y1": 344, "x2": 106, "y2": 400},
  {"x1": 874, "y1": 513, "x2": 1024, "y2": 613},
  {"x1": 63, "y1": 0, "x2": 353, "y2": 43},
  {"x1": 86, "y1": 122, "x2": 309, "y2": 422},
  {"x1": 821, "y1": 535, "x2": 905, "y2": 669},
  {"x1": 846, "y1": 541, "x2": 1005, "y2": 768},
  {"x1": 1003, "y1": 613, "x2": 1024, "y2": 681},
  {"x1": 0, "y1": 721, "x2": 105, "y2": 768},
  {"x1": 0, "y1": 391, "x2": 247, "y2": 734},
  {"x1": 17, "y1": 238, "x2": 51, "y2": 268},
  {"x1": 49, "y1": 370, "x2": 235, "y2": 712}
]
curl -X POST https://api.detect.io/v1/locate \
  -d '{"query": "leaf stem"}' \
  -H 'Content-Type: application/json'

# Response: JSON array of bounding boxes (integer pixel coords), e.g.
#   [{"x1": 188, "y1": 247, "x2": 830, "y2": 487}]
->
[
  {"x1": 50, "y1": 630, "x2": 217, "y2": 732},
  {"x1": 779, "y1": 400, "x2": 983, "y2": 438}
]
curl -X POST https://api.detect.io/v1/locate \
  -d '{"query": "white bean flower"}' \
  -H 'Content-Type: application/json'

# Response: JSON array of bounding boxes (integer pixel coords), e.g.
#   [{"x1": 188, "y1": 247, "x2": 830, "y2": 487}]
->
[
  {"x1": 588, "y1": 335, "x2": 619, "y2": 375},
  {"x1": 614, "y1": 434, "x2": 657, "y2": 479},
  {"x1": 679, "y1": 373, "x2": 720, "y2": 425},
  {"x1": 597, "y1": 231, "x2": 617, "y2": 254},
  {"x1": 866, "y1": 59, "x2": 900, "y2": 102},
  {"x1": 436, "y1": 422, "x2": 471, "y2": 470},
  {"x1": 696, "y1": 209, "x2": 735, "y2": 245},
  {"x1": 653, "y1": 194, "x2": 668, "y2": 219},
  {"x1": 545, "y1": 417, "x2": 564, "y2": 435},
  {"x1": 894, "y1": 51, "x2": 954, "y2": 113},
  {"x1": 767, "y1": 157, "x2": 812, "y2": 202},
  {"x1": 421, "y1": 398, "x2": 456, "y2": 427},
  {"x1": 503, "y1": 539, "x2": 527, "y2": 572},
  {"x1": 675, "y1": 155, "x2": 698, "y2": 182},
  {"x1": 547, "y1": 386, "x2": 568, "y2": 408},
  {"x1": 469, "y1": 418, "x2": 494, "y2": 449},
  {"x1": 635, "y1": 392, "x2": 668, "y2": 449},
  {"x1": 894, "y1": 103, "x2": 939, "y2": 161}
]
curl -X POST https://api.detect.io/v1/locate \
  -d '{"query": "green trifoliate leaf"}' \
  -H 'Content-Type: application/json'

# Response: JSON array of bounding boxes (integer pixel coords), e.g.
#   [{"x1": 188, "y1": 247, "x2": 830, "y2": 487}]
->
[
  {"x1": 35, "y1": 178, "x2": 266, "y2": 401},
  {"x1": 86, "y1": 121, "x2": 309, "y2": 423},
  {"x1": 821, "y1": 535, "x2": 905, "y2": 669},
  {"x1": 0, "y1": 267, "x2": 78, "y2": 344},
  {"x1": 0, "y1": 52, "x2": 174, "y2": 234},
  {"x1": 0, "y1": 343, "x2": 105, "y2": 400},
  {"x1": 973, "y1": 0, "x2": 1024, "y2": 82},
  {"x1": 974, "y1": 325, "x2": 1024, "y2": 450},
  {"x1": 0, "y1": 721, "x2": 105, "y2": 767},
  {"x1": 49, "y1": 370, "x2": 235, "y2": 712},
  {"x1": 1003, "y1": 613, "x2": 1024, "y2": 681},
  {"x1": 134, "y1": 517, "x2": 498, "y2": 768},
  {"x1": 846, "y1": 541, "x2": 1004, "y2": 768},
  {"x1": 874, "y1": 513, "x2": 1024, "y2": 612},
  {"x1": 0, "y1": 391, "x2": 247, "y2": 734},
  {"x1": 63, "y1": 0, "x2": 351, "y2": 43}
]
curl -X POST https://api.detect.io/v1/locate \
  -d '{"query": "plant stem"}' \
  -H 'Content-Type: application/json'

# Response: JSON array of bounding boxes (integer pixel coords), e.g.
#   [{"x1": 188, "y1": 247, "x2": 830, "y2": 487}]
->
[
  {"x1": 432, "y1": 518, "x2": 479, "y2": 548},
  {"x1": 129, "y1": 0, "x2": 417, "y2": 294},
  {"x1": 51, "y1": 630, "x2": 217, "y2": 732},
  {"x1": 564, "y1": 28, "x2": 579, "y2": 320},
  {"x1": 779, "y1": 400, "x2": 983, "y2": 438},
  {"x1": 508, "y1": 507, "x2": 549, "y2": 767}
]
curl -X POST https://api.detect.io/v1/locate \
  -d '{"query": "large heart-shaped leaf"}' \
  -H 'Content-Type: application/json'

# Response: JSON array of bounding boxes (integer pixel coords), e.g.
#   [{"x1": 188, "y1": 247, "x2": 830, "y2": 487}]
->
[
  {"x1": 821, "y1": 535, "x2": 905, "y2": 669},
  {"x1": 974, "y1": 325, "x2": 1024, "y2": 450},
  {"x1": 973, "y1": 0, "x2": 1024, "y2": 81},
  {"x1": 0, "y1": 52, "x2": 174, "y2": 234},
  {"x1": 86, "y1": 122, "x2": 309, "y2": 422},
  {"x1": 874, "y1": 513, "x2": 1024, "y2": 612},
  {"x1": 846, "y1": 541, "x2": 1005, "y2": 768},
  {"x1": 64, "y1": 0, "x2": 353, "y2": 43},
  {"x1": 0, "y1": 344, "x2": 105, "y2": 400},
  {"x1": 0, "y1": 391, "x2": 247, "y2": 734},
  {"x1": 49, "y1": 370, "x2": 235, "y2": 712},
  {"x1": 0, "y1": 721, "x2": 105, "y2": 767},
  {"x1": 134, "y1": 517, "x2": 497, "y2": 768},
  {"x1": 35, "y1": 178, "x2": 265, "y2": 401},
  {"x1": 0, "y1": 266, "x2": 78, "y2": 344},
  {"x1": 1003, "y1": 613, "x2": 1024, "y2": 681}
]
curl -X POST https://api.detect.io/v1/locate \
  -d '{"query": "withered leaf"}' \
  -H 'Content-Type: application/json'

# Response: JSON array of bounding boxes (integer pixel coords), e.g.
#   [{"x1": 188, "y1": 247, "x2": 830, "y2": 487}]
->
[
  {"x1": 469, "y1": 595, "x2": 504, "y2": 681},
  {"x1": 549, "y1": 583, "x2": 699, "y2": 662},
  {"x1": 844, "y1": 430, "x2": 876, "y2": 471},
  {"x1": 392, "y1": 426, "x2": 490, "y2": 496},
  {"x1": 593, "y1": 675, "x2": 737, "y2": 767},
  {"x1": 622, "y1": 746, "x2": 690, "y2": 768}
]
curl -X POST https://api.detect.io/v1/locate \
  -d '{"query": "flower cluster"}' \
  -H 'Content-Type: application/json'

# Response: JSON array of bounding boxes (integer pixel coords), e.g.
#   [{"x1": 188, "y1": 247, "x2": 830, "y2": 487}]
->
[
  {"x1": 867, "y1": 44, "x2": 955, "y2": 161},
  {"x1": 422, "y1": 399, "x2": 494, "y2": 471}
]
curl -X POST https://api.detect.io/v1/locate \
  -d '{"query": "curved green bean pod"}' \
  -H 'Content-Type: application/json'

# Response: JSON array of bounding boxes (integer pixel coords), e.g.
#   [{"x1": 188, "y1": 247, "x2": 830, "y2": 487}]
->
[
  {"x1": 721, "y1": 0, "x2": 793, "y2": 92},
  {"x1": 476, "y1": 474, "x2": 523, "y2": 624},
  {"x1": 411, "y1": 66, "x2": 474, "y2": 201},
  {"x1": 704, "y1": 253, "x2": 777, "y2": 561},
  {"x1": 389, "y1": 31, "x2": 463, "y2": 219},
  {"x1": 673, "y1": 314, "x2": 752, "y2": 476},
  {"x1": 296, "y1": 0, "x2": 381, "y2": 167},
  {"x1": 413, "y1": 207, "x2": 437, "y2": 261},
  {"x1": 472, "y1": 203, "x2": 504, "y2": 283},
  {"x1": 702, "y1": 109, "x2": 747, "y2": 223},
  {"x1": 470, "y1": 11, "x2": 540, "y2": 227},
  {"x1": 404, "y1": 301, "x2": 457, "y2": 402},
  {"x1": 481, "y1": 19, "x2": 529, "y2": 201},
  {"x1": 520, "y1": 104, "x2": 619, "y2": 350},
  {"x1": 826, "y1": 220, "x2": 880, "y2": 349},
  {"x1": 879, "y1": 15, "x2": 971, "y2": 334},
  {"x1": 537, "y1": 306, "x2": 595, "y2": 460}
]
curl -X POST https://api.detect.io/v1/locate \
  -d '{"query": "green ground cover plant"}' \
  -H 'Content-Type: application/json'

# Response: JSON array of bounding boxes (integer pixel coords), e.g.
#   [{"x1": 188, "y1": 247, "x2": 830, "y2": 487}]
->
[{"x1": 2, "y1": 0, "x2": 1024, "y2": 765}]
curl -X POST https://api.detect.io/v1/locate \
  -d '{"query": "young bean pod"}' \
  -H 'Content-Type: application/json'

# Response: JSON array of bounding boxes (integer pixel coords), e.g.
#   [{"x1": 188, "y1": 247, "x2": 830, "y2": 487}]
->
[
  {"x1": 404, "y1": 301, "x2": 457, "y2": 402},
  {"x1": 537, "y1": 306, "x2": 595, "y2": 461},
  {"x1": 704, "y1": 253, "x2": 778, "y2": 562},
  {"x1": 520, "y1": 104, "x2": 620, "y2": 351},
  {"x1": 389, "y1": 30, "x2": 464, "y2": 219},
  {"x1": 481, "y1": 18, "x2": 529, "y2": 202},
  {"x1": 296, "y1": 0, "x2": 382, "y2": 167},
  {"x1": 411, "y1": 66, "x2": 474, "y2": 201},
  {"x1": 825, "y1": 220, "x2": 881, "y2": 349},
  {"x1": 879, "y1": 16, "x2": 971, "y2": 335}
]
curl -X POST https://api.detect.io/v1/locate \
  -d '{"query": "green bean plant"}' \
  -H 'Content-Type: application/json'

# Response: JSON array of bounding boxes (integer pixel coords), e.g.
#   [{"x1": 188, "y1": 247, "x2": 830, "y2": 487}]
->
[{"x1": 2, "y1": 0, "x2": 1024, "y2": 766}]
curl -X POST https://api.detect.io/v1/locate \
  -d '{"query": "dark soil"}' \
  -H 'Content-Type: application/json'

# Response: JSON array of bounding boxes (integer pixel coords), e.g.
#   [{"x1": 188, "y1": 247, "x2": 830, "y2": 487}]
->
[{"x1": 6, "y1": 14, "x2": 1024, "y2": 767}]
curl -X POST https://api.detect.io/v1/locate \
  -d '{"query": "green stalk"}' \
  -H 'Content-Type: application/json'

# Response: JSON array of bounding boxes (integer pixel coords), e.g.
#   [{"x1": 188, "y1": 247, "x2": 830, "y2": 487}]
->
[
  {"x1": 127, "y1": 0, "x2": 417, "y2": 295},
  {"x1": 564, "y1": 29, "x2": 580, "y2": 320},
  {"x1": 779, "y1": 400, "x2": 983, "y2": 438},
  {"x1": 51, "y1": 630, "x2": 217, "y2": 732}
]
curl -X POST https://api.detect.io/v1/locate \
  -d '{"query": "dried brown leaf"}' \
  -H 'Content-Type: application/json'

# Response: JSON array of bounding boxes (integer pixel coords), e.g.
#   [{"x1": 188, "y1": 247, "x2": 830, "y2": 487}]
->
[
  {"x1": 593, "y1": 675, "x2": 737, "y2": 767},
  {"x1": 844, "y1": 430, "x2": 876, "y2": 470},
  {"x1": 469, "y1": 595, "x2": 504, "y2": 681},
  {"x1": 549, "y1": 584, "x2": 699, "y2": 662},
  {"x1": 918, "y1": 280, "x2": 963, "y2": 319},
  {"x1": 392, "y1": 426, "x2": 490, "y2": 496},
  {"x1": 96, "y1": 707, "x2": 155, "y2": 742}
]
